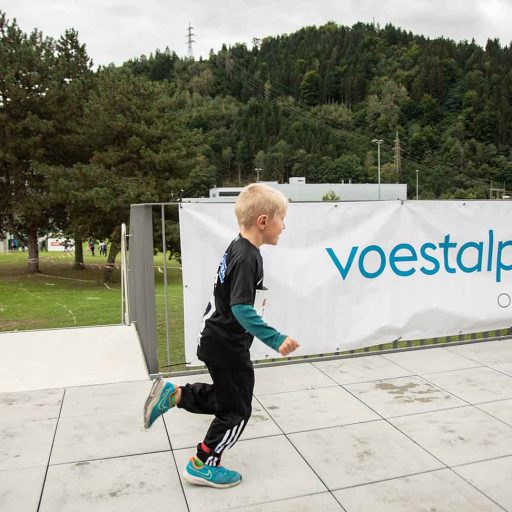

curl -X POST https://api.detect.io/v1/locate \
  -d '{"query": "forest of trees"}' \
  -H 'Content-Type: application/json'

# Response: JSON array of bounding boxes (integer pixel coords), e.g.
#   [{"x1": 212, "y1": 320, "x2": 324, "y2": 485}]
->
[{"x1": 1, "y1": 12, "x2": 511, "y2": 275}]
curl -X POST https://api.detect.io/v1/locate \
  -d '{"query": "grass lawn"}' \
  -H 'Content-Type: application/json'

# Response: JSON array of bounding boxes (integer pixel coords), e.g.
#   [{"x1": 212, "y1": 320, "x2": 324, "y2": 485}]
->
[{"x1": 0, "y1": 248, "x2": 186, "y2": 371}]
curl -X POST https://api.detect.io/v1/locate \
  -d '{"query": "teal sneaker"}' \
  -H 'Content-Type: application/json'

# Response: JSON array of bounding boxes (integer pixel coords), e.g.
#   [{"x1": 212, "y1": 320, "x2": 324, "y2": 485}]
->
[
  {"x1": 143, "y1": 378, "x2": 177, "y2": 429},
  {"x1": 182, "y1": 456, "x2": 242, "y2": 488}
]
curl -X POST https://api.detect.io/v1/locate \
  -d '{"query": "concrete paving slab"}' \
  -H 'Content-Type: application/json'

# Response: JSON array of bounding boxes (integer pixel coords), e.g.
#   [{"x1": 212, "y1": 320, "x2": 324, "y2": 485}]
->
[
  {"x1": 60, "y1": 380, "x2": 152, "y2": 418},
  {"x1": 0, "y1": 388, "x2": 63, "y2": 426},
  {"x1": 454, "y1": 456, "x2": 512, "y2": 511},
  {"x1": 40, "y1": 451, "x2": 187, "y2": 512},
  {"x1": 492, "y1": 362, "x2": 512, "y2": 377},
  {"x1": 313, "y1": 354, "x2": 411, "y2": 384},
  {"x1": 447, "y1": 339, "x2": 512, "y2": 366},
  {"x1": 165, "y1": 396, "x2": 281, "y2": 450},
  {"x1": 382, "y1": 347, "x2": 480, "y2": 375},
  {"x1": 334, "y1": 468, "x2": 504, "y2": 512},
  {"x1": 174, "y1": 435, "x2": 326, "y2": 512},
  {"x1": 477, "y1": 399, "x2": 512, "y2": 427},
  {"x1": 0, "y1": 465, "x2": 47, "y2": 512},
  {"x1": 227, "y1": 492, "x2": 344, "y2": 511},
  {"x1": 254, "y1": 363, "x2": 336, "y2": 395},
  {"x1": 422, "y1": 367, "x2": 512, "y2": 404},
  {"x1": 0, "y1": 419, "x2": 56, "y2": 470},
  {"x1": 258, "y1": 385, "x2": 379, "y2": 434},
  {"x1": 50, "y1": 409, "x2": 169, "y2": 464},
  {"x1": 390, "y1": 406, "x2": 512, "y2": 466},
  {"x1": 344, "y1": 376, "x2": 466, "y2": 418},
  {"x1": 0, "y1": 325, "x2": 148, "y2": 393},
  {"x1": 288, "y1": 420, "x2": 443, "y2": 490}
]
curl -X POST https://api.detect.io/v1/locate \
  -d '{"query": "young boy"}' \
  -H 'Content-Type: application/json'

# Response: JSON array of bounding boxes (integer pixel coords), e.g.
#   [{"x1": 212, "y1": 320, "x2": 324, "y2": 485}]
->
[{"x1": 143, "y1": 183, "x2": 299, "y2": 488}]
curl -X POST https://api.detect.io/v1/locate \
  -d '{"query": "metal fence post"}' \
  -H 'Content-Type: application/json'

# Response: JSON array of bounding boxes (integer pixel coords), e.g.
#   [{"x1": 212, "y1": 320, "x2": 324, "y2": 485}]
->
[
  {"x1": 161, "y1": 205, "x2": 171, "y2": 368},
  {"x1": 128, "y1": 205, "x2": 159, "y2": 374}
]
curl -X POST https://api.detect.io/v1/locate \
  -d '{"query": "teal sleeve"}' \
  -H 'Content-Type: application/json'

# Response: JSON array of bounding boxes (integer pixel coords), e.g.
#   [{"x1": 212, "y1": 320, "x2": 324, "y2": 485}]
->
[{"x1": 231, "y1": 304, "x2": 287, "y2": 352}]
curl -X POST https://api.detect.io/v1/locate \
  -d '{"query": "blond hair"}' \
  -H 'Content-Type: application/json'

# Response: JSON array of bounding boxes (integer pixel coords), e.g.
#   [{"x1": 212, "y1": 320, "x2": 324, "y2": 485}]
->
[{"x1": 235, "y1": 183, "x2": 288, "y2": 227}]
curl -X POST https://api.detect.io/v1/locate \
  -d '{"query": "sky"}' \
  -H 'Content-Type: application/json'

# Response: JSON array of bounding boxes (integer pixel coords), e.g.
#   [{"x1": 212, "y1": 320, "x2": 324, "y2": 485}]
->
[{"x1": 1, "y1": 0, "x2": 511, "y2": 66}]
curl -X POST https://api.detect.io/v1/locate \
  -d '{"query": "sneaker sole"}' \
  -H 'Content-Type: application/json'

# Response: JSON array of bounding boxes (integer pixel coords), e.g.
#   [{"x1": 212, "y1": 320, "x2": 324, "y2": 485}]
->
[
  {"x1": 143, "y1": 378, "x2": 164, "y2": 429},
  {"x1": 182, "y1": 470, "x2": 241, "y2": 489}
]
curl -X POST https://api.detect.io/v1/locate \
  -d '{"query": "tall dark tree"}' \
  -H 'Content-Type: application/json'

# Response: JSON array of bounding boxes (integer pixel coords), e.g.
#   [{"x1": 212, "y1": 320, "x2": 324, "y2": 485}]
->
[
  {"x1": 0, "y1": 13, "x2": 93, "y2": 272},
  {"x1": 0, "y1": 14, "x2": 56, "y2": 272}
]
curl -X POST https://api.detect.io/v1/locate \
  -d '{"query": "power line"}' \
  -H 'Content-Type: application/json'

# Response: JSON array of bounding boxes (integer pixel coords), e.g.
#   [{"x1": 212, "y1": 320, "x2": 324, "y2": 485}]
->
[
  {"x1": 227, "y1": 66, "x2": 416, "y2": 175},
  {"x1": 224, "y1": 64, "x2": 502, "y2": 194},
  {"x1": 394, "y1": 130, "x2": 402, "y2": 181},
  {"x1": 227, "y1": 66, "x2": 393, "y2": 161}
]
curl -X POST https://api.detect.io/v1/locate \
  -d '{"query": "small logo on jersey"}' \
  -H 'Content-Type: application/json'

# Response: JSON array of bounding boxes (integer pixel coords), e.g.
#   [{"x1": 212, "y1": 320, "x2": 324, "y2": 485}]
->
[{"x1": 218, "y1": 253, "x2": 227, "y2": 283}]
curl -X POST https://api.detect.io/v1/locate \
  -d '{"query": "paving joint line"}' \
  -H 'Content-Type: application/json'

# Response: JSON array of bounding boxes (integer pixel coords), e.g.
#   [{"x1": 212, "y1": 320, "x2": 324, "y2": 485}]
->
[
  {"x1": 255, "y1": 392, "x2": 339, "y2": 506},
  {"x1": 416, "y1": 373, "x2": 512, "y2": 430},
  {"x1": 48, "y1": 448, "x2": 173, "y2": 467},
  {"x1": 447, "y1": 466, "x2": 509, "y2": 512},
  {"x1": 220, "y1": 491, "x2": 333, "y2": 511},
  {"x1": 36, "y1": 388, "x2": 66, "y2": 512},
  {"x1": 163, "y1": 415, "x2": 191, "y2": 512}
]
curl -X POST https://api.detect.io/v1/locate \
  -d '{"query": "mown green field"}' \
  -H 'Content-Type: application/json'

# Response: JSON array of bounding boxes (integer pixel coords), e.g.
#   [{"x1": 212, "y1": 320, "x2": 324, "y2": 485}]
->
[{"x1": 0, "y1": 249, "x2": 186, "y2": 371}]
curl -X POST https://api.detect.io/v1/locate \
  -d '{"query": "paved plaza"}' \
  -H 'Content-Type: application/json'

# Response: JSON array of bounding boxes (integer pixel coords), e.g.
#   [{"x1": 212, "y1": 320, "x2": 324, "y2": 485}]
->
[{"x1": 2, "y1": 339, "x2": 512, "y2": 511}]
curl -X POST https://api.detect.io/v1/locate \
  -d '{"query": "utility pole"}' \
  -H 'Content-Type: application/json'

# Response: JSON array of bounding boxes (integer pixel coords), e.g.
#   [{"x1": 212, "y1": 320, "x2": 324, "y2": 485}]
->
[
  {"x1": 186, "y1": 22, "x2": 195, "y2": 59},
  {"x1": 372, "y1": 139, "x2": 383, "y2": 200},
  {"x1": 394, "y1": 130, "x2": 402, "y2": 181},
  {"x1": 416, "y1": 169, "x2": 419, "y2": 200}
]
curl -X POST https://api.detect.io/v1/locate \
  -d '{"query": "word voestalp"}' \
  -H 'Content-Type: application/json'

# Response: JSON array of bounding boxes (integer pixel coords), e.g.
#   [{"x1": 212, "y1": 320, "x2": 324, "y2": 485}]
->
[{"x1": 326, "y1": 231, "x2": 512, "y2": 283}]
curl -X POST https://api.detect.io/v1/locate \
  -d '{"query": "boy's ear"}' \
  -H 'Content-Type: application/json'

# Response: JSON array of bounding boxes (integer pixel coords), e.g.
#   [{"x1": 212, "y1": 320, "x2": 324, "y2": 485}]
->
[{"x1": 256, "y1": 214, "x2": 268, "y2": 229}]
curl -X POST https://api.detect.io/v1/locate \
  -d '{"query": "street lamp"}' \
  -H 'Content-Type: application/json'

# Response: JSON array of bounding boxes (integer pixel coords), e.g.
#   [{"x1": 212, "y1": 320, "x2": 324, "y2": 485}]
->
[
  {"x1": 416, "y1": 169, "x2": 419, "y2": 200},
  {"x1": 255, "y1": 167, "x2": 262, "y2": 182},
  {"x1": 372, "y1": 139, "x2": 383, "y2": 200}
]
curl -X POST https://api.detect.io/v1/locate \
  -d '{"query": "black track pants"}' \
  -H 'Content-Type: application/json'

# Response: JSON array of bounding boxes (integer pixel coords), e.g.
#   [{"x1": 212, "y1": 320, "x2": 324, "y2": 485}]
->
[{"x1": 178, "y1": 365, "x2": 254, "y2": 466}]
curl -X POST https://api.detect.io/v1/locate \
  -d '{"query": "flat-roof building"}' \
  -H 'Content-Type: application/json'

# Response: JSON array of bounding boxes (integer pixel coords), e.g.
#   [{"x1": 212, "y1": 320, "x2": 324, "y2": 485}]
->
[{"x1": 205, "y1": 178, "x2": 407, "y2": 202}]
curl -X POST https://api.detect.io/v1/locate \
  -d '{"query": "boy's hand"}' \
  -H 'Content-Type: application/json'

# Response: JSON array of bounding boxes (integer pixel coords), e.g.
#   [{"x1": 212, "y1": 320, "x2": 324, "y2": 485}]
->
[{"x1": 279, "y1": 337, "x2": 300, "y2": 356}]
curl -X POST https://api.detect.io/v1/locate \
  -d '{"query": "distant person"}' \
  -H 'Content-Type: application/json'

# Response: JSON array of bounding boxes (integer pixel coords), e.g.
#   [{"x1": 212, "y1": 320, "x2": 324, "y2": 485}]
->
[
  {"x1": 143, "y1": 183, "x2": 300, "y2": 488},
  {"x1": 88, "y1": 238, "x2": 95, "y2": 256}
]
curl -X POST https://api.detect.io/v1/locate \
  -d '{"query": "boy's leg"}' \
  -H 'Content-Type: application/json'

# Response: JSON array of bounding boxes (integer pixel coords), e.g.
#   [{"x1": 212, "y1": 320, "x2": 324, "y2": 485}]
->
[
  {"x1": 144, "y1": 371, "x2": 217, "y2": 429},
  {"x1": 196, "y1": 365, "x2": 254, "y2": 467},
  {"x1": 178, "y1": 381, "x2": 217, "y2": 415},
  {"x1": 182, "y1": 366, "x2": 254, "y2": 488}
]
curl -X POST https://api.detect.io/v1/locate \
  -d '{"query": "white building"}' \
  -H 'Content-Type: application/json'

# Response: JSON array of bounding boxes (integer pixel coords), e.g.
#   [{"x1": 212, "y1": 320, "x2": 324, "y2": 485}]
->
[{"x1": 206, "y1": 178, "x2": 407, "y2": 202}]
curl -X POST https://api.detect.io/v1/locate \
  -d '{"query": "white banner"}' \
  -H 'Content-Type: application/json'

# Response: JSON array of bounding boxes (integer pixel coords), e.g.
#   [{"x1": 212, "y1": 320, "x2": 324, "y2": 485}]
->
[
  {"x1": 47, "y1": 238, "x2": 74, "y2": 252},
  {"x1": 180, "y1": 201, "x2": 512, "y2": 366}
]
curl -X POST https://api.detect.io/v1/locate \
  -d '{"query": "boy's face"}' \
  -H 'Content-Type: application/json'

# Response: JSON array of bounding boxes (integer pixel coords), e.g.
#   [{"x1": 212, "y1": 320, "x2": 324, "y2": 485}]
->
[{"x1": 262, "y1": 209, "x2": 287, "y2": 245}]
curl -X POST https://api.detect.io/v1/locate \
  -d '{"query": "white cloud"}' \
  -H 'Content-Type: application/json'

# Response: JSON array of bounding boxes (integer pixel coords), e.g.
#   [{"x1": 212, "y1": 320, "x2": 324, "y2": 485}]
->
[{"x1": 1, "y1": 0, "x2": 510, "y2": 66}]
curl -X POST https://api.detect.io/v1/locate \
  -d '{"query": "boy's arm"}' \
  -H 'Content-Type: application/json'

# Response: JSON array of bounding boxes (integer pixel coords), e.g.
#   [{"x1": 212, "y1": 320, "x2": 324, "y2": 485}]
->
[{"x1": 231, "y1": 304, "x2": 286, "y2": 352}]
